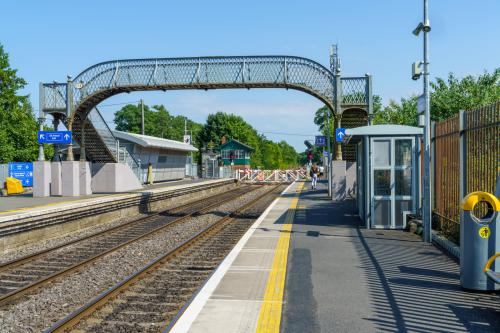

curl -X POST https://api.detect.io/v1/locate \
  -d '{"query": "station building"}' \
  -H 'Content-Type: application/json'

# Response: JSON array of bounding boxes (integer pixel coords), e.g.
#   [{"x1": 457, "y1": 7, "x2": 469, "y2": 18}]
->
[
  {"x1": 218, "y1": 138, "x2": 253, "y2": 169},
  {"x1": 113, "y1": 131, "x2": 198, "y2": 183}
]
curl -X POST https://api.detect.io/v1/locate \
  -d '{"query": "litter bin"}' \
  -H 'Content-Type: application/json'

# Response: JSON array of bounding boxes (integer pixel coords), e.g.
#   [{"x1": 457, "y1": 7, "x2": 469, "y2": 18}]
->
[{"x1": 460, "y1": 191, "x2": 500, "y2": 291}]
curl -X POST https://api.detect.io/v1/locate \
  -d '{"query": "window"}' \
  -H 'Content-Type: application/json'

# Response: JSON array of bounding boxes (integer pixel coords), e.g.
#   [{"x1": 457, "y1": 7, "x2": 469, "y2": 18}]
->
[{"x1": 158, "y1": 155, "x2": 167, "y2": 164}]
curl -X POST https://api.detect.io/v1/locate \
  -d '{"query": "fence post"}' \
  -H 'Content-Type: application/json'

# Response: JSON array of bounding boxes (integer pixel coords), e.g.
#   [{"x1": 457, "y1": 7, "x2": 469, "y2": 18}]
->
[
  {"x1": 459, "y1": 109, "x2": 467, "y2": 251},
  {"x1": 431, "y1": 121, "x2": 436, "y2": 212},
  {"x1": 459, "y1": 110, "x2": 466, "y2": 203}
]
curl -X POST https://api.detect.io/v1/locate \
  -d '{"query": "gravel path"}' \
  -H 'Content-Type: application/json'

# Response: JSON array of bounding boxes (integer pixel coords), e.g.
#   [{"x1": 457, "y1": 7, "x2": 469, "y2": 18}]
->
[{"x1": 0, "y1": 185, "x2": 273, "y2": 333}]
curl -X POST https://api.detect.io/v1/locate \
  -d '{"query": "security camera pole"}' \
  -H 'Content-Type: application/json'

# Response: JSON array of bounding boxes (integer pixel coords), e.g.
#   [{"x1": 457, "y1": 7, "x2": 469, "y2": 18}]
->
[{"x1": 413, "y1": 0, "x2": 432, "y2": 243}]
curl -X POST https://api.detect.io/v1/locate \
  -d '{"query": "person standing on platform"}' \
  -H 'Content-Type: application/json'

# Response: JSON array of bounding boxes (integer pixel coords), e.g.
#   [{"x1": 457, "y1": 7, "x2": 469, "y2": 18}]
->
[{"x1": 310, "y1": 163, "x2": 319, "y2": 189}]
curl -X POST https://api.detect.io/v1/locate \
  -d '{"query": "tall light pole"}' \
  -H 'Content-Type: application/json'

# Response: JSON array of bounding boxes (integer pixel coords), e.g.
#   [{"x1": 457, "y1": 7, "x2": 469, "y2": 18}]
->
[{"x1": 413, "y1": 0, "x2": 432, "y2": 243}]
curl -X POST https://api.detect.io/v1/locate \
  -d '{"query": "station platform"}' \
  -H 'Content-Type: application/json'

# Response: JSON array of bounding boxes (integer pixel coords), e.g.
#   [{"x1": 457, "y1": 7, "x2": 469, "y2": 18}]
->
[
  {"x1": 0, "y1": 178, "x2": 207, "y2": 215},
  {"x1": 170, "y1": 180, "x2": 500, "y2": 333}
]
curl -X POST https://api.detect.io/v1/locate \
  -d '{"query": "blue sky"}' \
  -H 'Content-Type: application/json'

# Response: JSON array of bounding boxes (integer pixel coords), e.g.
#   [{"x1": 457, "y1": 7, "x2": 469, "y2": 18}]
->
[{"x1": 1, "y1": 0, "x2": 499, "y2": 150}]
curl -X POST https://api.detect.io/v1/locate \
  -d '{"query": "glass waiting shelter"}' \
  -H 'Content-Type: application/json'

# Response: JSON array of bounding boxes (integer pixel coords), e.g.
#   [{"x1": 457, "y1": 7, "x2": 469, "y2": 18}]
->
[{"x1": 345, "y1": 125, "x2": 423, "y2": 229}]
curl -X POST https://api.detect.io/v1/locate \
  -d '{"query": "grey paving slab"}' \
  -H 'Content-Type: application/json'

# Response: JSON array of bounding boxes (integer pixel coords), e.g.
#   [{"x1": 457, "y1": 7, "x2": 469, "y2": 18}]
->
[{"x1": 282, "y1": 179, "x2": 500, "y2": 333}]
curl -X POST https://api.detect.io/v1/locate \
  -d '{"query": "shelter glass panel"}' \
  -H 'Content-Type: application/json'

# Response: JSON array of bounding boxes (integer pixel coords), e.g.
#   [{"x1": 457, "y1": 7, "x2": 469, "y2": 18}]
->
[
  {"x1": 395, "y1": 140, "x2": 412, "y2": 166},
  {"x1": 395, "y1": 169, "x2": 412, "y2": 196},
  {"x1": 374, "y1": 199, "x2": 391, "y2": 227},
  {"x1": 373, "y1": 140, "x2": 391, "y2": 167},
  {"x1": 374, "y1": 170, "x2": 391, "y2": 196}
]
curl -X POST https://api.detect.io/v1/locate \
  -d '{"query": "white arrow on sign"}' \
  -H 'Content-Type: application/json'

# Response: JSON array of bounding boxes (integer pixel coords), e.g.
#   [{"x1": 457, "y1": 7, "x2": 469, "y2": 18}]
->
[
  {"x1": 64, "y1": 134, "x2": 70, "y2": 140},
  {"x1": 39, "y1": 134, "x2": 45, "y2": 140},
  {"x1": 338, "y1": 131, "x2": 345, "y2": 139}
]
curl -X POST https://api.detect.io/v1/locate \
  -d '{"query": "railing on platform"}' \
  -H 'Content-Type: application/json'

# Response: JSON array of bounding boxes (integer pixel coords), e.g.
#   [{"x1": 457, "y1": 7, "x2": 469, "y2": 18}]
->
[
  {"x1": 236, "y1": 169, "x2": 307, "y2": 183},
  {"x1": 432, "y1": 101, "x2": 500, "y2": 243}
]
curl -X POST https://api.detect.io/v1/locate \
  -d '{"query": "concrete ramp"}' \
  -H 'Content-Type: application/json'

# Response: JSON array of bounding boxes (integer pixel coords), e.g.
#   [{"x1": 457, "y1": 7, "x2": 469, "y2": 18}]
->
[{"x1": 91, "y1": 163, "x2": 142, "y2": 193}]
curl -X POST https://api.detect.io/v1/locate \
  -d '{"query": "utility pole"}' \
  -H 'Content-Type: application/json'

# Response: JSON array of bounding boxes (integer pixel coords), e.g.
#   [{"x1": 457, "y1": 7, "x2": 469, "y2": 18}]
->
[
  {"x1": 422, "y1": 0, "x2": 432, "y2": 243},
  {"x1": 413, "y1": 0, "x2": 432, "y2": 243},
  {"x1": 141, "y1": 99, "x2": 145, "y2": 135}
]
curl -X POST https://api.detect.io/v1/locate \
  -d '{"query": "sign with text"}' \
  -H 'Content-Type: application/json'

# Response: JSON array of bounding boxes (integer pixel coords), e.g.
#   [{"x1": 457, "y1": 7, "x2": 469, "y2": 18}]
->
[
  {"x1": 8, "y1": 162, "x2": 33, "y2": 187},
  {"x1": 315, "y1": 135, "x2": 326, "y2": 146},
  {"x1": 38, "y1": 131, "x2": 72, "y2": 144}
]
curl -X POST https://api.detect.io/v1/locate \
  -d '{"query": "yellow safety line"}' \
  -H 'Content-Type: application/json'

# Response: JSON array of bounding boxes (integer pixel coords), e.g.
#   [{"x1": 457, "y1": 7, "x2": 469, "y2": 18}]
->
[{"x1": 256, "y1": 182, "x2": 304, "y2": 333}]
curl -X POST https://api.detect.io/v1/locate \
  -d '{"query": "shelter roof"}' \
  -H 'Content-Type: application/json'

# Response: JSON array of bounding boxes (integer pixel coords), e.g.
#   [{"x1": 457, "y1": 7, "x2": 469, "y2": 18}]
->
[
  {"x1": 219, "y1": 138, "x2": 254, "y2": 152},
  {"x1": 113, "y1": 131, "x2": 198, "y2": 152},
  {"x1": 345, "y1": 124, "x2": 423, "y2": 137}
]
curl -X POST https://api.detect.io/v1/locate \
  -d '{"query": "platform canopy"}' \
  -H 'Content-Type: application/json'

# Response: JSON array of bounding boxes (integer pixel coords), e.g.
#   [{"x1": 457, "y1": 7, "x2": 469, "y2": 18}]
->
[
  {"x1": 345, "y1": 124, "x2": 423, "y2": 137},
  {"x1": 113, "y1": 131, "x2": 198, "y2": 152}
]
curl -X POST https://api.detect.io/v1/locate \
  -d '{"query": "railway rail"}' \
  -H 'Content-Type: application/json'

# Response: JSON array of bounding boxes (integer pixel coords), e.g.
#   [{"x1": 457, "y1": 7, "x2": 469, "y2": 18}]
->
[
  {"x1": 0, "y1": 184, "x2": 261, "y2": 307},
  {"x1": 46, "y1": 184, "x2": 284, "y2": 333}
]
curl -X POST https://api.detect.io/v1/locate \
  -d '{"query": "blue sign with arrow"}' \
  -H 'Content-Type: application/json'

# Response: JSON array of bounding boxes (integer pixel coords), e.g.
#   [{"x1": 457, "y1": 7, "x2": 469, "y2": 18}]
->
[
  {"x1": 38, "y1": 131, "x2": 72, "y2": 144},
  {"x1": 8, "y1": 162, "x2": 33, "y2": 187},
  {"x1": 335, "y1": 128, "x2": 346, "y2": 142},
  {"x1": 315, "y1": 135, "x2": 326, "y2": 146}
]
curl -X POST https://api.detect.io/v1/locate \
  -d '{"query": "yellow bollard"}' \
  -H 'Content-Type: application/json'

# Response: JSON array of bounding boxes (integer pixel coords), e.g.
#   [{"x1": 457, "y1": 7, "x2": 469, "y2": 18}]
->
[
  {"x1": 6, "y1": 177, "x2": 24, "y2": 195},
  {"x1": 147, "y1": 163, "x2": 154, "y2": 185}
]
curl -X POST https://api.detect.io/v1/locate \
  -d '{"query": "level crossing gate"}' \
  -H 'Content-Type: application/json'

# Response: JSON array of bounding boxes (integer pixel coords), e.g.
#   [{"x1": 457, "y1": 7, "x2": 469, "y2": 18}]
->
[{"x1": 236, "y1": 169, "x2": 307, "y2": 183}]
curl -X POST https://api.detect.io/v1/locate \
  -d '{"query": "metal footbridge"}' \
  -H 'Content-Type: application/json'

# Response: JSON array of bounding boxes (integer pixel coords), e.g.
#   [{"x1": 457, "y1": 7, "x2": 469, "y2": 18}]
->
[{"x1": 40, "y1": 53, "x2": 372, "y2": 164}]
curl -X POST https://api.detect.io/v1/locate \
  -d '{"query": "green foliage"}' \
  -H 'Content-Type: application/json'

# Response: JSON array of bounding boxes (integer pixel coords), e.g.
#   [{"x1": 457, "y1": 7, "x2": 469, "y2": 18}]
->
[
  {"x1": 372, "y1": 70, "x2": 500, "y2": 126},
  {"x1": 196, "y1": 112, "x2": 298, "y2": 169},
  {"x1": 430, "y1": 69, "x2": 500, "y2": 120},
  {"x1": 298, "y1": 145, "x2": 323, "y2": 165},
  {"x1": 114, "y1": 103, "x2": 203, "y2": 142},
  {"x1": 0, "y1": 44, "x2": 49, "y2": 163},
  {"x1": 373, "y1": 96, "x2": 418, "y2": 126}
]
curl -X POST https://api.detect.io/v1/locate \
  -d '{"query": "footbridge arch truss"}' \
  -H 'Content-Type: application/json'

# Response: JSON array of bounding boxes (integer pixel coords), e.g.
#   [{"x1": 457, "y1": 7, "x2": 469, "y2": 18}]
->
[{"x1": 40, "y1": 55, "x2": 371, "y2": 162}]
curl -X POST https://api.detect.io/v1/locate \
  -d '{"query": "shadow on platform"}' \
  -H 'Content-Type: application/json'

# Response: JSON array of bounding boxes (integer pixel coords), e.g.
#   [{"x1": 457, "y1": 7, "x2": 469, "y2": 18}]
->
[{"x1": 283, "y1": 179, "x2": 500, "y2": 333}]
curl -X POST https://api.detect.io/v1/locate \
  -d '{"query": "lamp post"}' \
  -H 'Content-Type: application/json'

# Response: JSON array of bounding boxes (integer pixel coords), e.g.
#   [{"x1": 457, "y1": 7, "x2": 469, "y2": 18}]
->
[{"x1": 413, "y1": 0, "x2": 432, "y2": 243}]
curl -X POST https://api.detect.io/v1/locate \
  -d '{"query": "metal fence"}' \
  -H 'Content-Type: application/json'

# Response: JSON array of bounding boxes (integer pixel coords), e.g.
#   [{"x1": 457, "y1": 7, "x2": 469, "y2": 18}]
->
[{"x1": 432, "y1": 101, "x2": 500, "y2": 243}]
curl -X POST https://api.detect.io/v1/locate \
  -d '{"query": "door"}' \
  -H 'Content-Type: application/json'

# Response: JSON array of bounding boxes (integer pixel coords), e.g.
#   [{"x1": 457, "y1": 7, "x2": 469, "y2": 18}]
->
[{"x1": 370, "y1": 137, "x2": 415, "y2": 229}]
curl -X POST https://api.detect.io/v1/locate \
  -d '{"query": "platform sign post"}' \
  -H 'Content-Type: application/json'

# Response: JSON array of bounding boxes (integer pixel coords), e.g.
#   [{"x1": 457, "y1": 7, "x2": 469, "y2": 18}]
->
[
  {"x1": 37, "y1": 131, "x2": 72, "y2": 144},
  {"x1": 8, "y1": 162, "x2": 33, "y2": 187},
  {"x1": 315, "y1": 135, "x2": 326, "y2": 146},
  {"x1": 335, "y1": 128, "x2": 346, "y2": 142}
]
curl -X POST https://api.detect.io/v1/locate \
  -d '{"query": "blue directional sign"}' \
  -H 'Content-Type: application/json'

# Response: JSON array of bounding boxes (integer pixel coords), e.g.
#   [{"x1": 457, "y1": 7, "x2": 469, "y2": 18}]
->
[
  {"x1": 335, "y1": 128, "x2": 346, "y2": 142},
  {"x1": 8, "y1": 162, "x2": 33, "y2": 187},
  {"x1": 315, "y1": 135, "x2": 326, "y2": 146},
  {"x1": 38, "y1": 131, "x2": 72, "y2": 144},
  {"x1": 323, "y1": 150, "x2": 329, "y2": 157}
]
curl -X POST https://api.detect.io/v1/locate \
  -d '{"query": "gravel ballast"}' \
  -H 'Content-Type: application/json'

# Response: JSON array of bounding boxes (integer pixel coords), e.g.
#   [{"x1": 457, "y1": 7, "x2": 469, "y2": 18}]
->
[{"x1": 0, "y1": 185, "x2": 274, "y2": 333}]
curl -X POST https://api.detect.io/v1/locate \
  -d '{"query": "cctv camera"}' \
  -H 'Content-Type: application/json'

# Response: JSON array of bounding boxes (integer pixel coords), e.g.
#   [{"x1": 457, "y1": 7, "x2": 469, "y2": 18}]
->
[
  {"x1": 412, "y1": 62, "x2": 422, "y2": 80},
  {"x1": 413, "y1": 22, "x2": 424, "y2": 36}
]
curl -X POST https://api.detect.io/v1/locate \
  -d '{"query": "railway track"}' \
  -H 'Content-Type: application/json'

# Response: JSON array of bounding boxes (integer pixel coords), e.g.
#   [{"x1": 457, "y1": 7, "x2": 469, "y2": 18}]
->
[
  {"x1": 0, "y1": 184, "x2": 261, "y2": 306},
  {"x1": 46, "y1": 184, "x2": 284, "y2": 333}
]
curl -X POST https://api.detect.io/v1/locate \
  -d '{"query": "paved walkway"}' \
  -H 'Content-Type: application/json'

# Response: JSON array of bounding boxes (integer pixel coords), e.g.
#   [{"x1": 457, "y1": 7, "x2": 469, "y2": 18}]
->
[
  {"x1": 171, "y1": 180, "x2": 500, "y2": 333},
  {"x1": 0, "y1": 178, "x2": 204, "y2": 213},
  {"x1": 283, "y1": 180, "x2": 500, "y2": 333}
]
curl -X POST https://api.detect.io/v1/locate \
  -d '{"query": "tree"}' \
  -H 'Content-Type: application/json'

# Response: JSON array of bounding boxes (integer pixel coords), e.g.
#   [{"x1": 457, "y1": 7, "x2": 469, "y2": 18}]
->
[
  {"x1": 373, "y1": 96, "x2": 418, "y2": 126},
  {"x1": 0, "y1": 44, "x2": 51, "y2": 163},
  {"x1": 430, "y1": 70, "x2": 500, "y2": 121},
  {"x1": 196, "y1": 111, "x2": 299, "y2": 169},
  {"x1": 114, "y1": 103, "x2": 202, "y2": 141}
]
